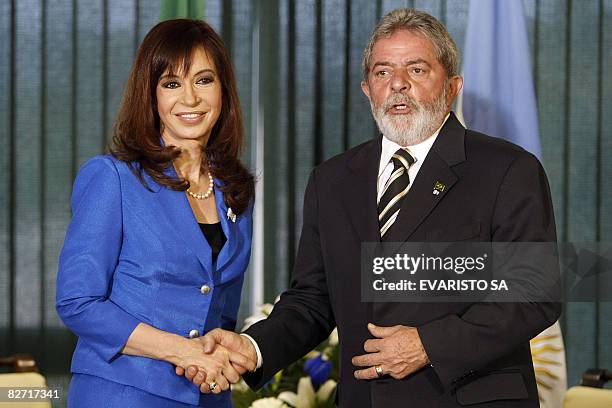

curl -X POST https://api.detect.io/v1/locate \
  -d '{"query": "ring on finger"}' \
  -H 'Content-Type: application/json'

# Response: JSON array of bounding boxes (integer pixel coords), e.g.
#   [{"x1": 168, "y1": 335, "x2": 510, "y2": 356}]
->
[
  {"x1": 375, "y1": 365, "x2": 384, "y2": 378},
  {"x1": 208, "y1": 381, "x2": 217, "y2": 391}
]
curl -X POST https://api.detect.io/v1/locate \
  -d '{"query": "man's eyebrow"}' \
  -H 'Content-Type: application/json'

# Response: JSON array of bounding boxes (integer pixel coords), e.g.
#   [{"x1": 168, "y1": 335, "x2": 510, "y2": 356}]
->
[
  {"x1": 372, "y1": 61, "x2": 394, "y2": 69},
  {"x1": 371, "y1": 59, "x2": 431, "y2": 69},
  {"x1": 405, "y1": 58, "x2": 430, "y2": 66}
]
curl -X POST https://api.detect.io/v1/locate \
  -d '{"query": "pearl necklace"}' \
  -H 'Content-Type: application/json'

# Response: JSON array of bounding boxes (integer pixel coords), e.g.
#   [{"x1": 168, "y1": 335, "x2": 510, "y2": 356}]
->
[{"x1": 186, "y1": 170, "x2": 214, "y2": 200}]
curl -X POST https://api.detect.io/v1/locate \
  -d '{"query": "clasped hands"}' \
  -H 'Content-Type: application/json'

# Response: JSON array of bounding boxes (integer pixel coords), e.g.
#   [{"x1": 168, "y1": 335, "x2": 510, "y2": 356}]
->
[
  {"x1": 176, "y1": 323, "x2": 429, "y2": 394},
  {"x1": 174, "y1": 329, "x2": 257, "y2": 394}
]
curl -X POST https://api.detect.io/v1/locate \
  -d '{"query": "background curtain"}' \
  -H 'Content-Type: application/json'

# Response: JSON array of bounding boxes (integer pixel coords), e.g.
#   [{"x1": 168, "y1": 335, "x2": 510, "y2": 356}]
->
[
  {"x1": 0, "y1": 1, "x2": 610, "y2": 406},
  {"x1": 159, "y1": 0, "x2": 204, "y2": 19}
]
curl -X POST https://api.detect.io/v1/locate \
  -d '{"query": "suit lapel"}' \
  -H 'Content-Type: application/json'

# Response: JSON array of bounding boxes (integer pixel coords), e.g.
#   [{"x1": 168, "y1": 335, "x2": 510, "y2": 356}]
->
[
  {"x1": 155, "y1": 183, "x2": 214, "y2": 280},
  {"x1": 143, "y1": 166, "x2": 214, "y2": 281},
  {"x1": 384, "y1": 113, "x2": 466, "y2": 242},
  {"x1": 214, "y1": 180, "x2": 239, "y2": 274},
  {"x1": 143, "y1": 162, "x2": 243, "y2": 281},
  {"x1": 339, "y1": 138, "x2": 382, "y2": 244}
]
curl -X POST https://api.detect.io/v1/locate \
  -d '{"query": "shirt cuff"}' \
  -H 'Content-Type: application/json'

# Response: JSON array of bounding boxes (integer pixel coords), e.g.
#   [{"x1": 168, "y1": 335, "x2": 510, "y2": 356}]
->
[{"x1": 240, "y1": 333, "x2": 263, "y2": 369}]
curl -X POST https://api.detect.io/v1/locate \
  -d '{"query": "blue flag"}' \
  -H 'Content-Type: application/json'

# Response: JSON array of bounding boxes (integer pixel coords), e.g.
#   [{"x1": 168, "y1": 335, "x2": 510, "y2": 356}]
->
[
  {"x1": 461, "y1": 0, "x2": 542, "y2": 159},
  {"x1": 462, "y1": 4, "x2": 568, "y2": 408}
]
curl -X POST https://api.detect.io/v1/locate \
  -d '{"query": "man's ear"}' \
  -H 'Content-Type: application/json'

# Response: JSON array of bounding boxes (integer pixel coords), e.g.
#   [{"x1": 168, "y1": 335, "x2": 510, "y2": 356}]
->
[
  {"x1": 361, "y1": 80, "x2": 371, "y2": 100},
  {"x1": 447, "y1": 75, "x2": 463, "y2": 105}
]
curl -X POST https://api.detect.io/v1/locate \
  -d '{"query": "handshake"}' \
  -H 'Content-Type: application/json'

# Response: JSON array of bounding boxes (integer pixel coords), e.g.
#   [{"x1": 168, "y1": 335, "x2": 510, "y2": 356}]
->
[
  {"x1": 174, "y1": 329, "x2": 258, "y2": 395},
  {"x1": 172, "y1": 323, "x2": 429, "y2": 395}
]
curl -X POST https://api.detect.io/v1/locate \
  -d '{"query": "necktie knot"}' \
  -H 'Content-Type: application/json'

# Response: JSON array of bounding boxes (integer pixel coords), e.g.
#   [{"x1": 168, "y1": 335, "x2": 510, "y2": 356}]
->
[{"x1": 391, "y1": 148, "x2": 416, "y2": 171}]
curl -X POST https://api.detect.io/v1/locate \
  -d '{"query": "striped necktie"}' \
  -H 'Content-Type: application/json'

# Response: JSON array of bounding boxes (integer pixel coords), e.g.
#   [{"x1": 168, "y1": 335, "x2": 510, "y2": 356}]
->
[{"x1": 378, "y1": 148, "x2": 415, "y2": 240}]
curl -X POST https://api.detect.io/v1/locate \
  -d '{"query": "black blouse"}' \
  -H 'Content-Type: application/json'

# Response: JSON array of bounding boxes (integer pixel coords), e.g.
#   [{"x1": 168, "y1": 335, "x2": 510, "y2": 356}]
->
[{"x1": 198, "y1": 222, "x2": 227, "y2": 263}]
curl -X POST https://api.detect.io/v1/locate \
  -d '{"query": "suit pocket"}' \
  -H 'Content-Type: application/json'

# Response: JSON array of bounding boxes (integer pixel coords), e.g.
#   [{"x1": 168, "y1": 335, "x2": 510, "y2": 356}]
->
[
  {"x1": 426, "y1": 222, "x2": 481, "y2": 242},
  {"x1": 456, "y1": 371, "x2": 528, "y2": 406}
]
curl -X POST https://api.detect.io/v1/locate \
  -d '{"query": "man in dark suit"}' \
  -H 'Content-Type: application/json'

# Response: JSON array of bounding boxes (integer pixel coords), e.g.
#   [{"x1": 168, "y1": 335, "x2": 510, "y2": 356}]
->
[{"x1": 185, "y1": 8, "x2": 560, "y2": 407}]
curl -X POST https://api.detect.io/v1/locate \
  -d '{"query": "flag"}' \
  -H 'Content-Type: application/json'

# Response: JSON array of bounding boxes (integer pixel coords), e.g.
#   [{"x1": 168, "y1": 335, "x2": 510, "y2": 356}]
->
[
  {"x1": 461, "y1": 0, "x2": 541, "y2": 159},
  {"x1": 530, "y1": 322, "x2": 567, "y2": 408},
  {"x1": 460, "y1": 1, "x2": 566, "y2": 407}
]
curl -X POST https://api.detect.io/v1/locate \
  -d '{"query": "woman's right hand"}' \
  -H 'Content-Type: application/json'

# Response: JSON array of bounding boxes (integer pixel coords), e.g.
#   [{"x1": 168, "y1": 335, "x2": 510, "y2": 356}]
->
[
  {"x1": 173, "y1": 338, "x2": 241, "y2": 394},
  {"x1": 121, "y1": 323, "x2": 241, "y2": 394}
]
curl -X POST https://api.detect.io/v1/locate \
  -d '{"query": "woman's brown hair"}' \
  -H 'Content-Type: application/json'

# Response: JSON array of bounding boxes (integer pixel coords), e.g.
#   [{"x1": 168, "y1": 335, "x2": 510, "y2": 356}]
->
[{"x1": 110, "y1": 19, "x2": 254, "y2": 215}]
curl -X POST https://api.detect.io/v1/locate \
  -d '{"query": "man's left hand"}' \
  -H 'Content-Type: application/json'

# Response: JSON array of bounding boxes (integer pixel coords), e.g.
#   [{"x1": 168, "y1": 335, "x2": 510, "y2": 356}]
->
[{"x1": 352, "y1": 323, "x2": 430, "y2": 380}]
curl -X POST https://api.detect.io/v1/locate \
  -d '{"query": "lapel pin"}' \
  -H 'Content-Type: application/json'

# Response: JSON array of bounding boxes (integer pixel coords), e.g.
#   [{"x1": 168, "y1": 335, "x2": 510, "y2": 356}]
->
[
  {"x1": 227, "y1": 207, "x2": 236, "y2": 223},
  {"x1": 433, "y1": 181, "x2": 445, "y2": 196}
]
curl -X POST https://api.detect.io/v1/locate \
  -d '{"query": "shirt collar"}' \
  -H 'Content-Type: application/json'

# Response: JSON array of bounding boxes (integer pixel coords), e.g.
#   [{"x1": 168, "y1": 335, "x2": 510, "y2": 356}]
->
[{"x1": 378, "y1": 113, "x2": 450, "y2": 176}]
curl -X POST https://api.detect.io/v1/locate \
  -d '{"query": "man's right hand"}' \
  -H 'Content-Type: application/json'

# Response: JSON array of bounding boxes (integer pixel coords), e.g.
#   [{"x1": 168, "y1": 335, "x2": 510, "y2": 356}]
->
[{"x1": 202, "y1": 329, "x2": 258, "y2": 369}]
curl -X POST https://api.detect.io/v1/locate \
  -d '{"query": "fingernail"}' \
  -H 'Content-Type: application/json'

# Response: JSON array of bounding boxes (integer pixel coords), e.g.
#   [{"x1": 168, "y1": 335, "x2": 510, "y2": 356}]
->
[{"x1": 188, "y1": 367, "x2": 196, "y2": 374}]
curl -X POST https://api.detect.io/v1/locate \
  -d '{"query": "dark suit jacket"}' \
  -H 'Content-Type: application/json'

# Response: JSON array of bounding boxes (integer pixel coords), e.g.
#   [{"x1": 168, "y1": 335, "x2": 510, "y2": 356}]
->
[{"x1": 245, "y1": 113, "x2": 560, "y2": 407}]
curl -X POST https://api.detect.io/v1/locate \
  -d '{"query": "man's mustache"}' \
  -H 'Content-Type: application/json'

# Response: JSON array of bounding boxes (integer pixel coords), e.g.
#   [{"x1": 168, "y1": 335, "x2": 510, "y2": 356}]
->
[{"x1": 379, "y1": 93, "x2": 420, "y2": 113}]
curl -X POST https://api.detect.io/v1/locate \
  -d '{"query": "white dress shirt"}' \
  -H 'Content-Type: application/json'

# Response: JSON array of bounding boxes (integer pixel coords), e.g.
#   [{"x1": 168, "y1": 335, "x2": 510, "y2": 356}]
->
[{"x1": 243, "y1": 114, "x2": 451, "y2": 370}]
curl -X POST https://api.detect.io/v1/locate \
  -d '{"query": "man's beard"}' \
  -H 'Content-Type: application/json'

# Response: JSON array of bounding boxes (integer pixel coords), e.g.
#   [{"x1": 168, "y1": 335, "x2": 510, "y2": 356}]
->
[{"x1": 370, "y1": 83, "x2": 449, "y2": 146}]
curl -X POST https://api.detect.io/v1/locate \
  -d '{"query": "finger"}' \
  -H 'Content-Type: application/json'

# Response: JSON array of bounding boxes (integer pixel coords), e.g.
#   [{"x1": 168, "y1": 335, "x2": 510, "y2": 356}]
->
[
  {"x1": 214, "y1": 375, "x2": 230, "y2": 393},
  {"x1": 202, "y1": 333, "x2": 217, "y2": 354},
  {"x1": 352, "y1": 353, "x2": 380, "y2": 367},
  {"x1": 185, "y1": 366, "x2": 198, "y2": 381},
  {"x1": 202, "y1": 371, "x2": 219, "y2": 394},
  {"x1": 192, "y1": 370, "x2": 207, "y2": 387},
  {"x1": 367, "y1": 323, "x2": 401, "y2": 338},
  {"x1": 231, "y1": 363, "x2": 249, "y2": 375},
  {"x1": 354, "y1": 366, "x2": 379, "y2": 380},
  {"x1": 364, "y1": 338, "x2": 384, "y2": 353},
  {"x1": 222, "y1": 363, "x2": 241, "y2": 384},
  {"x1": 175, "y1": 366, "x2": 184, "y2": 376},
  {"x1": 228, "y1": 350, "x2": 256, "y2": 372},
  {"x1": 200, "y1": 382, "x2": 211, "y2": 394},
  {"x1": 206, "y1": 329, "x2": 234, "y2": 349}
]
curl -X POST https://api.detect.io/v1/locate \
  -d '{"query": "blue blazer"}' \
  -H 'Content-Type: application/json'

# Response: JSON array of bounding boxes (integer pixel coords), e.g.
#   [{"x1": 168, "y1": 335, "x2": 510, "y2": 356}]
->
[{"x1": 56, "y1": 155, "x2": 253, "y2": 406}]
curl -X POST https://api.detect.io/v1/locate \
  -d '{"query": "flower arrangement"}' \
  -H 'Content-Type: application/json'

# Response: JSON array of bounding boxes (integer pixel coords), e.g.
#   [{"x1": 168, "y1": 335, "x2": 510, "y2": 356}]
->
[{"x1": 232, "y1": 301, "x2": 339, "y2": 408}]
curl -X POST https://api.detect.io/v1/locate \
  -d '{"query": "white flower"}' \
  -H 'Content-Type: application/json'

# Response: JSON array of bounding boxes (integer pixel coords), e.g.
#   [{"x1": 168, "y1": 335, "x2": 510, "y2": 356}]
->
[
  {"x1": 249, "y1": 397, "x2": 290, "y2": 408},
  {"x1": 321, "y1": 328, "x2": 339, "y2": 358},
  {"x1": 261, "y1": 302, "x2": 275, "y2": 316},
  {"x1": 278, "y1": 377, "x2": 337, "y2": 408},
  {"x1": 231, "y1": 379, "x2": 249, "y2": 393},
  {"x1": 317, "y1": 379, "x2": 337, "y2": 402},
  {"x1": 278, "y1": 377, "x2": 316, "y2": 408},
  {"x1": 242, "y1": 302, "x2": 274, "y2": 331},
  {"x1": 327, "y1": 328, "x2": 338, "y2": 346},
  {"x1": 241, "y1": 296, "x2": 280, "y2": 331}
]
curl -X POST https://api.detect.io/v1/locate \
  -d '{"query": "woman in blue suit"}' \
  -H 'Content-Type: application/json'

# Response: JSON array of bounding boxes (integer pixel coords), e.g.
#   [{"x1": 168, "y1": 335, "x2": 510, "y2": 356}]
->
[{"x1": 56, "y1": 19, "x2": 255, "y2": 407}]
